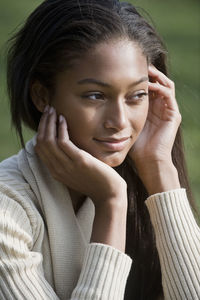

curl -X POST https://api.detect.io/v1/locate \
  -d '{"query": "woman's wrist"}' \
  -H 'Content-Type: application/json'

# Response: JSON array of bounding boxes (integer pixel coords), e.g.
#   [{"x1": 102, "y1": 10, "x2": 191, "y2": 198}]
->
[
  {"x1": 136, "y1": 160, "x2": 181, "y2": 196},
  {"x1": 91, "y1": 195, "x2": 128, "y2": 253}
]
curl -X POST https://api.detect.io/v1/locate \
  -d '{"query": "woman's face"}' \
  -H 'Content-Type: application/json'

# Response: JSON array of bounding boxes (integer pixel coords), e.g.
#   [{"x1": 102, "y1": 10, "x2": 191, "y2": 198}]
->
[{"x1": 51, "y1": 40, "x2": 149, "y2": 167}]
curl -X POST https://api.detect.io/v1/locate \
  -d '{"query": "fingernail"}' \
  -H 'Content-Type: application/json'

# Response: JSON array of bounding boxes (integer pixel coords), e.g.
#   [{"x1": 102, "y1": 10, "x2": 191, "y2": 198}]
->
[
  {"x1": 49, "y1": 106, "x2": 54, "y2": 114},
  {"x1": 148, "y1": 64, "x2": 154, "y2": 69},
  {"x1": 59, "y1": 115, "x2": 64, "y2": 123},
  {"x1": 44, "y1": 105, "x2": 49, "y2": 113}
]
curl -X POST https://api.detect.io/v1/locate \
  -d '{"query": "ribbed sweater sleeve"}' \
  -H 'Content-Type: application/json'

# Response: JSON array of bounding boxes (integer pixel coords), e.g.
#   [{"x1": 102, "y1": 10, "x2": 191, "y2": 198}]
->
[
  {"x1": 0, "y1": 193, "x2": 60, "y2": 300},
  {"x1": 0, "y1": 188, "x2": 132, "y2": 300},
  {"x1": 145, "y1": 188, "x2": 200, "y2": 300},
  {"x1": 71, "y1": 243, "x2": 132, "y2": 299}
]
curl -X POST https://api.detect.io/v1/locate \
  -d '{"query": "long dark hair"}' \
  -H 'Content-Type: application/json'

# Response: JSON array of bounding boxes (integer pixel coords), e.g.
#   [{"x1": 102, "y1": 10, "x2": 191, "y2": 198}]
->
[{"x1": 6, "y1": 0, "x2": 197, "y2": 299}]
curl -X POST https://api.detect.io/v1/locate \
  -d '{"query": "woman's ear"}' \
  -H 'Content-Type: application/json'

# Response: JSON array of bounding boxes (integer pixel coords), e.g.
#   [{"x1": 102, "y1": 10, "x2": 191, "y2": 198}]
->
[{"x1": 30, "y1": 81, "x2": 49, "y2": 113}]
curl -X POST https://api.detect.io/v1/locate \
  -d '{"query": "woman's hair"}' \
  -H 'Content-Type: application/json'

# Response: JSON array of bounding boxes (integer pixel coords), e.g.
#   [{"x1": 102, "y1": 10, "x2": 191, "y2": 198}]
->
[{"x1": 6, "y1": 0, "x2": 198, "y2": 299}]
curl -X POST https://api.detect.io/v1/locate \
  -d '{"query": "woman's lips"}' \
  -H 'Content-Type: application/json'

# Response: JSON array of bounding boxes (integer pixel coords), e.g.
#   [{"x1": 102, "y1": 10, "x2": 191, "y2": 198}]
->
[{"x1": 94, "y1": 137, "x2": 130, "y2": 151}]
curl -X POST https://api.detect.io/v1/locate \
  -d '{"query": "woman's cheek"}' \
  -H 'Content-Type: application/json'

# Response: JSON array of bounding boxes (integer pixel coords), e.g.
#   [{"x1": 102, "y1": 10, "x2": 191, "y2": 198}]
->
[
  {"x1": 130, "y1": 102, "x2": 149, "y2": 136},
  {"x1": 64, "y1": 111, "x2": 95, "y2": 148}
]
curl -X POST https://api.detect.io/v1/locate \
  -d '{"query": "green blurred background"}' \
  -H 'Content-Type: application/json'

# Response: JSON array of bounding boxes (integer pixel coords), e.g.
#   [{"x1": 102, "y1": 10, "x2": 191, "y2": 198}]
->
[{"x1": 0, "y1": 0, "x2": 199, "y2": 208}]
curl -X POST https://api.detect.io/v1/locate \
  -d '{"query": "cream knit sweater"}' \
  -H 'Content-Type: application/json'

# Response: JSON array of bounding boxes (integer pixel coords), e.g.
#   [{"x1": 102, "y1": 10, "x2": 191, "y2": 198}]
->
[{"x1": 0, "y1": 137, "x2": 199, "y2": 300}]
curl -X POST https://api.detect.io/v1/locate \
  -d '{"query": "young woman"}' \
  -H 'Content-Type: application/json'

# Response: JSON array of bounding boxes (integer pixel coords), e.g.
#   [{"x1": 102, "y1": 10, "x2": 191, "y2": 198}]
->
[{"x1": 0, "y1": 0, "x2": 199, "y2": 299}]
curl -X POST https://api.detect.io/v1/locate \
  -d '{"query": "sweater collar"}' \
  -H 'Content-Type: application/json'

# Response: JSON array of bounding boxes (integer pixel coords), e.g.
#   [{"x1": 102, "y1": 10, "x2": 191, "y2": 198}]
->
[{"x1": 19, "y1": 136, "x2": 95, "y2": 298}]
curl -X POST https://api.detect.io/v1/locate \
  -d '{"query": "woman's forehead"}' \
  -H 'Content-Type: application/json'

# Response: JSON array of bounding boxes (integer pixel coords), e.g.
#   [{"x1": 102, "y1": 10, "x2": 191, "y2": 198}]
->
[{"x1": 58, "y1": 40, "x2": 148, "y2": 85}]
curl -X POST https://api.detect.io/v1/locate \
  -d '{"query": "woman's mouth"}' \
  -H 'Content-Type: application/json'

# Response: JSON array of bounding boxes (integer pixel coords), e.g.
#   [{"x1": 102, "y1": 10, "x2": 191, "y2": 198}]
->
[{"x1": 94, "y1": 137, "x2": 130, "y2": 151}]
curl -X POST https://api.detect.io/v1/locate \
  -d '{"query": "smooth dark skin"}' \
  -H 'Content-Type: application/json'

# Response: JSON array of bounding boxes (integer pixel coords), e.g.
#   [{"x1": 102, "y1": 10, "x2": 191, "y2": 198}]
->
[{"x1": 32, "y1": 39, "x2": 181, "y2": 252}]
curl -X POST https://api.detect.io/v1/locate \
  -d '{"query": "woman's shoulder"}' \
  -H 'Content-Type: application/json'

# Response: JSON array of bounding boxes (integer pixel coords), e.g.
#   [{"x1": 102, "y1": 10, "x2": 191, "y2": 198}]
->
[
  {"x1": 0, "y1": 147, "x2": 45, "y2": 244},
  {"x1": 0, "y1": 153, "x2": 26, "y2": 182},
  {"x1": 0, "y1": 150, "x2": 34, "y2": 199},
  {"x1": 0, "y1": 136, "x2": 36, "y2": 188},
  {"x1": 0, "y1": 138, "x2": 40, "y2": 214}
]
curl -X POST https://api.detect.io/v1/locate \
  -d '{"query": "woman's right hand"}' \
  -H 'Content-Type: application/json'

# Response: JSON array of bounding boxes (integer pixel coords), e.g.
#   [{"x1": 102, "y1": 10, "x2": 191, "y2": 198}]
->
[
  {"x1": 34, "y1": 106, "x2": 127, "y2": 209},
  {"x1": 35, "y1": 105, "x2": 128, "y2": 252}
]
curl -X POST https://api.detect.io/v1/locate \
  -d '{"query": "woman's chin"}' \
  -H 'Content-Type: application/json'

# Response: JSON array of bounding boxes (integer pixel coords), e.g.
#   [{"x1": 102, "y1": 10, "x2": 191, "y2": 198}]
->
[{"x1": 95, "y1": 151, "x2": 127, "y2": 167}]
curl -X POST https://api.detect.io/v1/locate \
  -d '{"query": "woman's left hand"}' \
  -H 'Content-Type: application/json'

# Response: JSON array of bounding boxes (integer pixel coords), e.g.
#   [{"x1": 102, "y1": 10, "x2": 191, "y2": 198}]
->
[{"x1": 128, "y1": 65, "x2": 181, "y2": 193}]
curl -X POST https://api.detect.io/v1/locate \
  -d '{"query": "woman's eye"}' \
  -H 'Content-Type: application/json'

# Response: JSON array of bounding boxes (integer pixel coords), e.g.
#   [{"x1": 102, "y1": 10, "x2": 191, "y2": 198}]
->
[
  {"x1": 82, "y1": 93, "x2": 104, "y2": 101},
  {"x1": 128, "y1": 92, "x2": 148, "y2": 102}
]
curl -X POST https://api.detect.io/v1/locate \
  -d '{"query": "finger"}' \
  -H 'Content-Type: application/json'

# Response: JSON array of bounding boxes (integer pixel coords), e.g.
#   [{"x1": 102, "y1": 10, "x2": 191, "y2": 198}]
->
[
  {"x1": 37, "y1": 105, "x2": 49, "y2": 140},
  {"x1": 148, "y1": 65, "x2": 175, "y2": 91},
  {"x1": 35, "y1": 145, "x2": 73, "y2": 184},
  {"x1": 58, "y1": 115, "x2": 83, "y2": 161},
  {"x1": 45, "y1": 106, "x2": 57, "y2": 141},
  {"x1": 148, "y1": 81, "x2": 179, "y2": 112},
  {"x1": 35, "y1": 126, "x2": 73, "y2": 177},
  {"x1": 36, "y1": 107, "x2": 70, "y2": 165},
  {"x1": 37, "y1": 106, "x2": 58, "y2": 156},
  {"x1": 35, "y1": 148, "x2": 58, "y2": 174}
]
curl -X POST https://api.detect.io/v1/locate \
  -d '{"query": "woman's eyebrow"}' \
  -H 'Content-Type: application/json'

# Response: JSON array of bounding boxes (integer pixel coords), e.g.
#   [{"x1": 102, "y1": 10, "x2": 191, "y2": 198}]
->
[{"x1": 77, "y1": 76, "x2": 149, "y2": 88}]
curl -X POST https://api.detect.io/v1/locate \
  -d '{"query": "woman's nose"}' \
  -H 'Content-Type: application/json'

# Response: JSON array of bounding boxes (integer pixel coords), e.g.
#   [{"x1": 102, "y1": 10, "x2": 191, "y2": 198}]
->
[{"x1": 103, "y1": 101, "x2": 129, "y2": 131}]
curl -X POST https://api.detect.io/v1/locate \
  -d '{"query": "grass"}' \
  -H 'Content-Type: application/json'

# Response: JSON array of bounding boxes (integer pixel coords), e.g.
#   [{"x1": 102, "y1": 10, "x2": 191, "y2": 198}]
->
[{"x1": 0, "y1": 0, "x2": 199, "y2": 208}]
